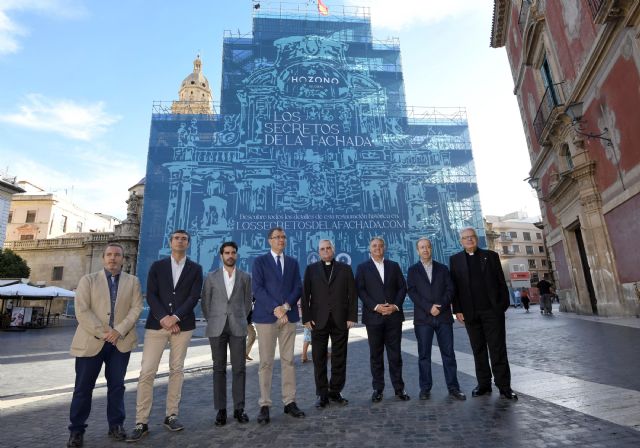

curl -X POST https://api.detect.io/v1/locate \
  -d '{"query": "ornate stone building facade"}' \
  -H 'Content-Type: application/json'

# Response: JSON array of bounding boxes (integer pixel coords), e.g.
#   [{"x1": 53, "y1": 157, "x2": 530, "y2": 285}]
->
[
  {"x1": 0, "y1": 176, "x2": 24, "y2": 247},
  {"x1": 491, "y1": 0, "x2": 640, "y2": 316},
  {"x1": 3, "y1": 181, "x2": 144, "y2": 313},
  {"x1": 485, "y1": 212, "x2": 553, "y2": 295}
]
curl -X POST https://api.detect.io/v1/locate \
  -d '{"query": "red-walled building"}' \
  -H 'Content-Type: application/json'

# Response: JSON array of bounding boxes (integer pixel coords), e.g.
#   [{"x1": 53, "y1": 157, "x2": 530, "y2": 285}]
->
[{"x1": 491, "y1": 0, "x2": 640, "y2": 316}]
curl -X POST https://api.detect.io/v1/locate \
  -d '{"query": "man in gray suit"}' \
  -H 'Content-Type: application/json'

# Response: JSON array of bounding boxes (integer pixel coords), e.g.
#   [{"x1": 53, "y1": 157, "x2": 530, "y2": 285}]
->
[{"x1": 201, "y1": 241, "x2": 253, "y2": 426}]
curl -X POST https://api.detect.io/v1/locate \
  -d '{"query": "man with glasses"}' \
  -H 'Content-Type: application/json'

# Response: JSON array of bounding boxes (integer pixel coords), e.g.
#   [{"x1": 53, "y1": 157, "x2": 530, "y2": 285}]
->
[
  {"x1": 251, "y1": 227, "x2": 305, "y2": 424},
  {"x1": 449, "y1": 227, "x2": 517, "y2": 400}
]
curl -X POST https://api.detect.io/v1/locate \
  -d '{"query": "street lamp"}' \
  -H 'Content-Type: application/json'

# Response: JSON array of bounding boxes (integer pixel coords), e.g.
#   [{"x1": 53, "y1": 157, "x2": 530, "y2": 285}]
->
[
  {"x1": 564, "y1": 102, "x2": 612, "y2": 146},
  {"x1": 565, "y1": 102, "x2": 626, "y2": 190}
]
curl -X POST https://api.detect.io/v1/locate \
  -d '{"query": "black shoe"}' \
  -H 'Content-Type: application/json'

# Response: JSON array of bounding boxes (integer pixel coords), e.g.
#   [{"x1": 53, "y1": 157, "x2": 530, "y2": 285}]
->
[
  {"x1": 328, "y1": 392, "x2": 349, "y2": 406},
  {"x1": 257, "y1": 406, "x2": 270, "y2": 425},
  {"x1": 215, "y1": 409, "x2": 227, "y2": 426},
  {"x1": 67, "y1": 432, "x2": 83, "y2": 447},
  {"x1": 371, "y1": 389, "x2": 383, "y2": 403},
  {"x1": 472, "y1": 385, "x2": 492, "y2": 397},
  {"x1": 108, "y1": 424, "x2": 127, "y2": 441},
  {"x1": 163, "y1": 414, "x2": 184, "y2": 431},
  {"x1": 233, "y1": 409, "x2": 249, "y2": 423},
  {"x1": 499, "y1": 388, "x2": 519, "y2": 400},
  {"x1": 284, "y1": 401, "x2": 306, "y2": 418},
  {"x1": 449, "y1": 389, "x2": 467, "y2": 401},
  {"x1": 315, "y1": 395, "x2": 329, "y2": 408},
  {"x1": 126, "y1": 423, "x2": 149, "y2": 443},
  {"x1": 419, "y1": 390, "x2": 430, "y2": 400},
  {"x1": 395, "y1": 390, "x2": 410, "y2": 401}
]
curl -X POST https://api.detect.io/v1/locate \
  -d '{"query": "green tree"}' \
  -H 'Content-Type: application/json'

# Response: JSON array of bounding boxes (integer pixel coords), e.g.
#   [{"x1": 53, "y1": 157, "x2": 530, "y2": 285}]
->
[{"x1": 0, "y1": 249, "x2": 31, "y2": 278}]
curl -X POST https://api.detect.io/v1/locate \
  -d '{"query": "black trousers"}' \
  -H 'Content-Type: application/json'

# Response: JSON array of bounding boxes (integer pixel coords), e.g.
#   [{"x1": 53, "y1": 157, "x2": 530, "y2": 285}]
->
[
  {"x1": 465, "y1": 309, "x2": 511, "y2": 389},
  {"x1": 311, "y1": 314, "x2": 349, "y2": 396},
  {"x1": 209, "y1": 320, "x2": 246, "y2": 410},
  {"x1": 365, "y1": 317, "x2": 404, "y2": 392}
]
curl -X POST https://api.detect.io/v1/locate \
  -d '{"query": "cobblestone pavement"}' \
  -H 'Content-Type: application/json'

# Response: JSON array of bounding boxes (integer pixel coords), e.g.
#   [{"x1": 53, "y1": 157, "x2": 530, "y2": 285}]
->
[{"x1": 1, "y1": 304, "x2": 640, "y2": 447}]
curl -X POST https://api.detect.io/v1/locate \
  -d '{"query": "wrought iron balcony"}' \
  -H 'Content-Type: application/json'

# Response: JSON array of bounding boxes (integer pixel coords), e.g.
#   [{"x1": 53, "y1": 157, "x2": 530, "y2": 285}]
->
[{"x1": 533, "y1": 82, "x2": 564, "y2": 143}]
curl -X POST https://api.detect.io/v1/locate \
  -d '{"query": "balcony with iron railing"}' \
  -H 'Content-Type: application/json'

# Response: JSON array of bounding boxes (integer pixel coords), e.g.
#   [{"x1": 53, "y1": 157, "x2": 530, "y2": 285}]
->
[{"x1": 533, "y1": 82, "x2": 564, "y2": 143}]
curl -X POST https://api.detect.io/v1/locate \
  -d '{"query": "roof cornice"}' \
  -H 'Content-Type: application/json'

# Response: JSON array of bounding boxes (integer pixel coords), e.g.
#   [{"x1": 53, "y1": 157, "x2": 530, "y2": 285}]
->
[{"x1": 490, "y1": 0, "x2": 512, "y2": 48}]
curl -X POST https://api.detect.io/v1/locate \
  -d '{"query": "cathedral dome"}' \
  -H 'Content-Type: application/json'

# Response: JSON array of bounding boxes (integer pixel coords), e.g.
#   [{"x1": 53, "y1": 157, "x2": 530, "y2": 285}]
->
[
  {"x1": 180, "y1": 55, "x2": 210, "y2": 90},
  {"x1": 172, "y1": 54, "x2": 213, "y2": 114}
]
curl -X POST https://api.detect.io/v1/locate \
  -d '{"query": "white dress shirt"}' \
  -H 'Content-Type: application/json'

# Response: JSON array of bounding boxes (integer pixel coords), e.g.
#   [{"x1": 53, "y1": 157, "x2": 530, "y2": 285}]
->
[
  {"x1": 422, "y1": 260, "x2": 433, "y2": 282},
  {"x1": 270, "y1": 250, "x2": 284, "y2": 275},
  {"x1": 371, "y1": 257, "x2": 384, "y2": 283},
  {"x1": 171, "y1": 255, "x2": 186, "y2": 288},
  {"x1": 223, "y1": 267, "x2": 236, "y2": 300}
]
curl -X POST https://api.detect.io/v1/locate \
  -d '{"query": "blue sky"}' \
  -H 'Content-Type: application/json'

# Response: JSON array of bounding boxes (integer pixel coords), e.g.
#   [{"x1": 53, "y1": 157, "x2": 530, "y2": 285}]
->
[{"x1": 0, "y1": 0, "x2": 540, "y2": 220}]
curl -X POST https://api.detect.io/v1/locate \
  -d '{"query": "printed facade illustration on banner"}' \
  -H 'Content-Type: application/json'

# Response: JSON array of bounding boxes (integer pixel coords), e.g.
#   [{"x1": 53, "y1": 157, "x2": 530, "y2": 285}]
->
[{"x1": 137, "y1": 10, "x2": 485, "y2": 307}]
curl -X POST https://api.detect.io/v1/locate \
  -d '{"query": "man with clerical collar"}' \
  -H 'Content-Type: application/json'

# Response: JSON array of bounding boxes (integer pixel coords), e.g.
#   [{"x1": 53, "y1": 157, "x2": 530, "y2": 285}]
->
[
  {"x1": 355, "y1": 237, "x2": 410, "y2": 403},
  {"x1": 301, "y1": 239, "x2": 357, "y2": 408},
  {"x1": 407, "y1": 238, "x2": 465, "y2": 401},
  {"x1": 449, "y1": 227, "x2": 518, "y2": 400},
  {"x1": 67, "y1": 243, "x2": 143, "y2": 447}
]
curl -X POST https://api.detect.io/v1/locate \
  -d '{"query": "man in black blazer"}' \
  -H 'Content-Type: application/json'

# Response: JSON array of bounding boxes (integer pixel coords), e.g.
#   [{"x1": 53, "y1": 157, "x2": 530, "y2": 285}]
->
[
  {"x1": 128, "y1": 230, "x2": 204, "y2": 442},
  {"x1": 355, "y1": 237, "x2": 410, "y2": 402},
  {"x1": 302, "y1": 239, "x2": 357, "y2": 408},
  {"x1": 449, "y1": 227, "x2": 518, "y2": 400},
  {"x1": 407, "y1": 238, "x2": 465, "y2": 401}
]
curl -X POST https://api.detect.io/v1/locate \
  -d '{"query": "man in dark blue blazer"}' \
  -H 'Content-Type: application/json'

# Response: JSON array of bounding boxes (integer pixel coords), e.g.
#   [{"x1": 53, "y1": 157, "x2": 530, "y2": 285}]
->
[
  {"x1": 128, "y1": 230, "x2": 203, "y2": 442},
  {"x1": 251, "y1": 227, "x2": 305, "y2": 424},
  {"x1": 355, "y1": 237, "x2": 410, "y2": 402},
  {"x1": 407, "y1": 238, "x2": 465, "y2": 401}
]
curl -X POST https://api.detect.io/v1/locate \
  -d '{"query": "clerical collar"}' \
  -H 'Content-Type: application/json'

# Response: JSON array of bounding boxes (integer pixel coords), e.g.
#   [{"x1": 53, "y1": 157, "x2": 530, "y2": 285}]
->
[
  {"x1": 324, "y1": 260, "x2": 333, "y2": 266},
  {"x1": 465, "y1": 250, "x2": 477, "y2": 256}
]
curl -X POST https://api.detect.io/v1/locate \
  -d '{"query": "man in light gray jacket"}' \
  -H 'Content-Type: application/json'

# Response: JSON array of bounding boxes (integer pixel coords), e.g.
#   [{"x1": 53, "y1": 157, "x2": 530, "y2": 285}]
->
[{"x1": 201, "y1": 241, "x2": 253, "y2": 426}]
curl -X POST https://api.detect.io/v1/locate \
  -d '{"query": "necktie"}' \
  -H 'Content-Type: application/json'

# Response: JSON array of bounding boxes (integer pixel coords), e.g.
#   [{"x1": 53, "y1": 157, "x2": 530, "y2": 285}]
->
[{"x1": 276, "y1": 255, "x2": 283, "y2": 278}]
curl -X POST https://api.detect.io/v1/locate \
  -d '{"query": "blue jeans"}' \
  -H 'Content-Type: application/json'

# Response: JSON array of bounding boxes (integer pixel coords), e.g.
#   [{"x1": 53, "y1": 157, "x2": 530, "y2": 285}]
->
[
  {"x1": 414, "y1": 321, "x2": 460, "y2": 392},
  {"x1": 69, "y1": 343, "x2": 131, "y2": 433}
]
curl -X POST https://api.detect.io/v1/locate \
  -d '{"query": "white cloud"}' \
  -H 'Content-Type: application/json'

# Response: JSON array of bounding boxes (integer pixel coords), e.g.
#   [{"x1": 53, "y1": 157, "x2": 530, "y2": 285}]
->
[
  {"x1": 4, "y1": 147, "x2": 143, "y2": 219},
  {"x1": 345, "y1": 0, "x2": 486, "y2": 30},
  {"x1": 0, "y1": 0, "x2": 86, "y2": 55},
  {"x1": 0, "y1": 94, "x2": 121, "y2": 141}
]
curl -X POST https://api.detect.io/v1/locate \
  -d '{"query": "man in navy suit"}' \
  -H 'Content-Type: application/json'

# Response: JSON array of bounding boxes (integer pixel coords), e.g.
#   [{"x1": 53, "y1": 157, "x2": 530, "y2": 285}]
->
[
  {"x1": 128, "y1": 230, "x2": 203, "y2": 442},
  {"x1": 450, "y1": 227, "x2": 517, "y2": 400},
  {"x1": 355, "y1": 237, "x2": 410, "y2": 403},
  {"x1": 407, "y1": 238, "x2": 465, "y2": 401},
  {"x1": 251, "y1": 227, "x2": 305, "y2": 424}
]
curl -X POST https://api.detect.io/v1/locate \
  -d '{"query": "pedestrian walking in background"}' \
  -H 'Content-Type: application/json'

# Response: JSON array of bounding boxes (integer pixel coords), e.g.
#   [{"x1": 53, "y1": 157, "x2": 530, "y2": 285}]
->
[{"x1": 521, "y1": 288, "x2": 530, "y2": 313}]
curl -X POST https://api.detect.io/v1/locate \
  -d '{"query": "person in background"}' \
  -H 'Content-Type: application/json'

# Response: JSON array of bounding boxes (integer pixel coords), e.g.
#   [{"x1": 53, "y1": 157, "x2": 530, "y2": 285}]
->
[{"x1": 521, "y1": 288, "x2": 530, "y2": 313}]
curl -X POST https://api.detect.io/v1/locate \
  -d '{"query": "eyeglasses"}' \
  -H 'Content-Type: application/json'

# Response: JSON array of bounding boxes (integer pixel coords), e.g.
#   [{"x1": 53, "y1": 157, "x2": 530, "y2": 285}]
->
[
  {"x1": 270, "y1": 235, "x2": 287, "y2": 240},
  {"x1": 461, "y1": 235, "x2": 477, "y2": 241}
]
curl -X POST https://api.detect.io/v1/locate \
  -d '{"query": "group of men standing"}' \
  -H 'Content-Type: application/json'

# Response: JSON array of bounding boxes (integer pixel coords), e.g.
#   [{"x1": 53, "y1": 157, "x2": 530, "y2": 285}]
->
[{"x1": 66, "y1": 226, "x2": 517, "y2": 447}]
